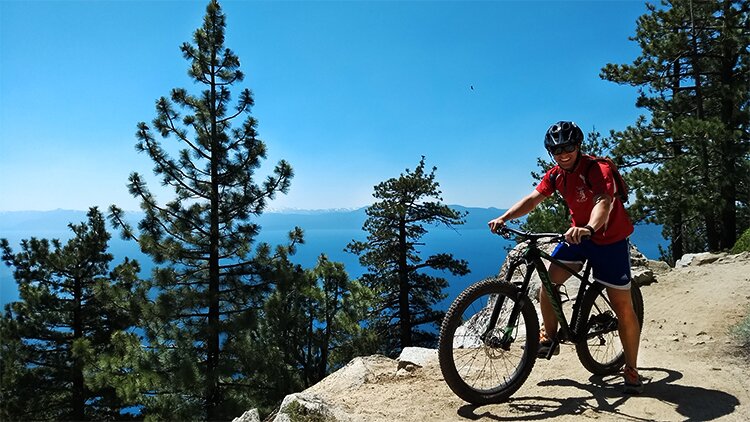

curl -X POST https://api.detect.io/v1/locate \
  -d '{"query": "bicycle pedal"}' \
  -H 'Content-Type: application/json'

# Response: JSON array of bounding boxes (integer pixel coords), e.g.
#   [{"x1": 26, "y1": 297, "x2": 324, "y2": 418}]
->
[{"x1": 537, "y1": 338, "x2": 560, "y2": 359}]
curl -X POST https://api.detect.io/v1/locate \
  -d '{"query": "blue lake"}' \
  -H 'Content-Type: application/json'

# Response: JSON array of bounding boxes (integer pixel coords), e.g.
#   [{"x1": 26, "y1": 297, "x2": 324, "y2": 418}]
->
[{"x1": 0, "y1": 209, "x2": 666, "y2": 310}]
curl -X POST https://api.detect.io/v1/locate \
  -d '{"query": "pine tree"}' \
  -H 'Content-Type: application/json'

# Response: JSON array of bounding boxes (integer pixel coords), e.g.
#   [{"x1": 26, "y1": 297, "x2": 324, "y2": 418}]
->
[
  {"x1": 601, "y1": 0, "x2": 750, "y2": 261},
  {"x1": 346, "y1": 157, "x2": 470, "y2": 355},
  {"x1": 308, "y1": 256, "x2": 373, "y2": 379},
  {"x1": 262, "y1": 254, "x2": 372, "y2": 391},
  {"x1": 108, "y1": 1, "x2": 296, "y2": 419},
  {"x1": 0, "y1": 208, "x2": 144, "y2": 421},
  {"x1": 233, "y1": 244, "x2": 309, "y2": 414}
]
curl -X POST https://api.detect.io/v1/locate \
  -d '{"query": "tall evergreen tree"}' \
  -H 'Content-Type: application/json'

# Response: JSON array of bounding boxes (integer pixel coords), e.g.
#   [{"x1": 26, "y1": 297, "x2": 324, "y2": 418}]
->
[
  {"x1": 108, "y1": 1, "x2": 296, "y2": 419},
  {"x1": 346, "y1": 157, "x2": 470, "y2": 355},
  {"x1": 601, "y1": 0, "x2": 750, "y2": 261},
  {"x1": 0, "y1": 208, "x2": 144, "y2": 421}
]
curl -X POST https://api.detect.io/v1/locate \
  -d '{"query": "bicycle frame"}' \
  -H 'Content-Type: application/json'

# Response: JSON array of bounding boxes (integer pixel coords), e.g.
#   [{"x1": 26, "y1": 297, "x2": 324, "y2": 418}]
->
[{"x1": 500, "y1": 240, "x2": 595, "y2": 345}]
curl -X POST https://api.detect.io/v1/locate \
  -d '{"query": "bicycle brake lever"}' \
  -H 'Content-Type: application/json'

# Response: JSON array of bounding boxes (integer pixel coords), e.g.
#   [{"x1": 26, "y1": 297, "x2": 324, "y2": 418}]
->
[
  {"x1": 492, "y1": 227, "x2": 509, "y2": 239},
  {"x1": 549, "y1": 235, "x2": 566, "y2": 243}
]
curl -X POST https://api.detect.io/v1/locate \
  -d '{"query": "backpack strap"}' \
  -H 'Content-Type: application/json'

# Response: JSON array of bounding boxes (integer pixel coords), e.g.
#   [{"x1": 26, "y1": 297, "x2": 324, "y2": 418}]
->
[
  {"x1": 548, "y1": 166, "x2": 564, "y2": 194},
  {"x1": 584, "y1": 156, "x2": 628, "y2": 202},
  {"x1": 583, "y1": 158, "x2": 598, "y2": 191}
]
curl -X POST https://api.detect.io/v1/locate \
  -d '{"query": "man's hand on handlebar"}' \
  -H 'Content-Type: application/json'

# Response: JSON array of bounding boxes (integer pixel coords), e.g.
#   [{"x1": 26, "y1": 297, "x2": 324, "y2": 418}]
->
[
  {"x1": 488, "y1": 217, "x2": 506, "y2": 234},
  {"x1": 564, "y1": 226, "x2": 592, "y2": 245}
]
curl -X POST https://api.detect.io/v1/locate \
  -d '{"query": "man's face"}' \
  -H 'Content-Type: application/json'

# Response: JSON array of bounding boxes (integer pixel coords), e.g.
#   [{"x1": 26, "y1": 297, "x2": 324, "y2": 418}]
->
[{"x1": 551, "y1": 144, "x2": 579, "y2": 171}]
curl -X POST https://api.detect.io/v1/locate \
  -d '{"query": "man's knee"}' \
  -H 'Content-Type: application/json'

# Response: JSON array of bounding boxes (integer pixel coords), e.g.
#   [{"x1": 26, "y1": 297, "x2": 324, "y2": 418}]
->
[
  {"x1": 607, "y1": 288, "x2": 636, "y2": 316},
  {"x1": 548, "y1": 263, "x2": 580, "y2": 284}
]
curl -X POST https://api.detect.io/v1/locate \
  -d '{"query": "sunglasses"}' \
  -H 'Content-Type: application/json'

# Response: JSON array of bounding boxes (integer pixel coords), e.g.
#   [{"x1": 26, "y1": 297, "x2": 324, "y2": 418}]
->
[{"x1": 549, "y1": 144, "x2": 578, "y2": 156}]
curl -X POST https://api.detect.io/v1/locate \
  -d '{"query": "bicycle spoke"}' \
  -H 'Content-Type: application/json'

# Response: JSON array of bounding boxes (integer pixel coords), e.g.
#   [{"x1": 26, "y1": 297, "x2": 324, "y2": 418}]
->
[
  {"x1": 576, "y1": 284, "x2": 643, "y2": 375},
  {"x1": 449, "y1": 289, "x2": 530, "y2": 392}
]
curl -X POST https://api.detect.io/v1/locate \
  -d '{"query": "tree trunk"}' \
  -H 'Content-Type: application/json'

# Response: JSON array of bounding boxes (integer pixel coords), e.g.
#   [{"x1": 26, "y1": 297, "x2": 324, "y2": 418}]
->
[
  {"x1": 688, "y1": 19, "x2": 720, "y2": 251},
  {"x1": 718, "y1": 0, "x2": 739, "y2": 249},
  {"x1": 206, "y1": 44, "x2": 221, "y2": 422},
  {"x1": 670, "y1": 218, "x2": 684, "y2": 264},
  {"x1": 670, "y1": 49, "x2": 685, "y2": 263},
  {"x1": 72, "y1": 276, "x2": 86, "y2": 421},
  {"x1": 319, "y1": 302, "x2": 331, "y2": 383},
  {"x1": 398, "y1": 217, "x2": 411, "y2": 350}
]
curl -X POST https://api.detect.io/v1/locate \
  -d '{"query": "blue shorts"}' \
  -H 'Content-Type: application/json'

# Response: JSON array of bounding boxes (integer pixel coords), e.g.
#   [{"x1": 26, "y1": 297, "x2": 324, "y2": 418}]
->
[{"x1": 551, "y1": 238, "x2": 632, "y2": 290}]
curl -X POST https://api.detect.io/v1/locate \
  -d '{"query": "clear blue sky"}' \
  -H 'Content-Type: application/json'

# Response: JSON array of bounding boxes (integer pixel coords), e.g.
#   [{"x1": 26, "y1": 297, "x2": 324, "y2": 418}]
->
[{"x1": 0, "y1": 0, "x2": 647, "y2": 212}]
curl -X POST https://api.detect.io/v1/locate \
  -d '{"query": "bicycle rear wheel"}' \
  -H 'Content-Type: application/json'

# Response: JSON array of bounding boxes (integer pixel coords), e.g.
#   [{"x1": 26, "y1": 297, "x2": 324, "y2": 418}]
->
[
  {"x1": 438, "y1": 277, "x2": 539, "y2": 404},
  {"x1": 575, "y1": 282, "x2": 644, "y2": 375}
]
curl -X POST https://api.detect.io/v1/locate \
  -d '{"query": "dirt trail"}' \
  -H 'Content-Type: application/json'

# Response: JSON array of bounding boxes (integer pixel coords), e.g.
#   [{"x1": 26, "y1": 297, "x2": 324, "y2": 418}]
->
[{"x1": 307, "y1": 255, "x2": 750, "y2": 421}]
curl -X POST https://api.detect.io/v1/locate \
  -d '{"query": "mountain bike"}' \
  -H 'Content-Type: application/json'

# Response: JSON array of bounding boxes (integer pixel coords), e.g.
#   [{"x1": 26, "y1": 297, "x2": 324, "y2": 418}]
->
[{"x1": 438, "y1": 226, "x2": 644, "y2": 404}]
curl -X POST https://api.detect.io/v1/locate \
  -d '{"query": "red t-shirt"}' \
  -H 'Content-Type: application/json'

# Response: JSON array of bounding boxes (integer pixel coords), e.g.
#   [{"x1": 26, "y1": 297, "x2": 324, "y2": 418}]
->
[{"x1": 536, "y1": 155, "x2": 634, "y2": 245}]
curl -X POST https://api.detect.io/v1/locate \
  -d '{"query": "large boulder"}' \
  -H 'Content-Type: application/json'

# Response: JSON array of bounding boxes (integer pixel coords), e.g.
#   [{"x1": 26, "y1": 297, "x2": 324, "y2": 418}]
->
[
  {"x1": 306, "y1": 355, "x2": 395, "y2": 393},
  {"x1": 396, "y1": 347, "x2": 437, "y2": 374},
  {"x1": 718, "y1": 251, "x2": 750, "y2": 264},
  {"x1": 676, "y1": 252, "x2": 731, "y2": 267},
  {"x1": 647, "y1": 259, "x2": 671, "y2": 275},
  {"x1": 268, "y1": 350, "x2": 436, "y2": 422},
  {"x1": 272, "y1": 392, "x2": 351, "y2": 422},
  {"x1": 238, "y1": 355, "x2": 396, "y2": 422},
  {"x1": 232, "y1": 409, "x2": 260, "y2": 422}
]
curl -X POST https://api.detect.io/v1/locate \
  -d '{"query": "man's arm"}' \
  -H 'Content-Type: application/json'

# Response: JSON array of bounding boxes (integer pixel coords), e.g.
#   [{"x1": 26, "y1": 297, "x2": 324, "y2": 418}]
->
[
  {"x1": 587, "y1": 194, "x2": 613, "y2": 233},
  {"x1": 488, "y1": 190, "x2": 547, "y2": 232},
  {"x1": 565, "y1": 193, "x2": 613, "y2": 244}
]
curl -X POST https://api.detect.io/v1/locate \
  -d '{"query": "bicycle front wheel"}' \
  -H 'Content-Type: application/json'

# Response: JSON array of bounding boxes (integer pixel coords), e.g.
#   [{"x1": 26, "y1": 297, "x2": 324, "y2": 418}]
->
[
  {"x1": 438, "y1": 277, "x2": 539, "y2": 404},
  {"x1": 575, "y1": 282, "x2": 644, "y2": 375}
]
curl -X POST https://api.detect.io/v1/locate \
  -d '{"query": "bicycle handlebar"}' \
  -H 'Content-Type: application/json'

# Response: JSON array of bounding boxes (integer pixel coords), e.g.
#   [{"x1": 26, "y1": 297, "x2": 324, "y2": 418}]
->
[{"x1": 495, "y1": 226, "x2": 565, "y2": 243}]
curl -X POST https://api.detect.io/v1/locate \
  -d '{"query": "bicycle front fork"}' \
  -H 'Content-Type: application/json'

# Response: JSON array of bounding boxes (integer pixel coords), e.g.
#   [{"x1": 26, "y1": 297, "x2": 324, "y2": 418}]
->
[{"x1": 479, "y1": 289, "x2": 526, "y2": 351}]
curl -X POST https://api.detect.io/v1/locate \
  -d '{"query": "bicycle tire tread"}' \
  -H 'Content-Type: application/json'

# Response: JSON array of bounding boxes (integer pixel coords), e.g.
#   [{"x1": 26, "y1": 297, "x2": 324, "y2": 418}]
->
[{"x1": 438, "y1": 277, "x2": 539, "y2": 404}]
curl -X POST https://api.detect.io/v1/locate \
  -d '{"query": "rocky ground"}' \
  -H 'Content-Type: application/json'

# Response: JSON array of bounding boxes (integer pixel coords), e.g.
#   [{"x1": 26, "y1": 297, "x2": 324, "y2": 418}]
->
[{"x1": 238, "y1": 251, "x2": 750, "y2": 422}]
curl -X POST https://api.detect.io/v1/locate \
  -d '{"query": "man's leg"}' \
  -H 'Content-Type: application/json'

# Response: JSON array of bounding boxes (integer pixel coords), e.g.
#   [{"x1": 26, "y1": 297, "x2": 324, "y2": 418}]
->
[
  {"x1": 606, "y1": 286, "x2": 640, "y2": 369},
  {"x1": 539, "y1": 263, "x2": 581, "y2": 338}
]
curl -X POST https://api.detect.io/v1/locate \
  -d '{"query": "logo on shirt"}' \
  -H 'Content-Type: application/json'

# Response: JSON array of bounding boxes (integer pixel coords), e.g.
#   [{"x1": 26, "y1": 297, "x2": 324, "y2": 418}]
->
[{"x1": 575, "y1": 186, "x2": 588, "y2": 203}]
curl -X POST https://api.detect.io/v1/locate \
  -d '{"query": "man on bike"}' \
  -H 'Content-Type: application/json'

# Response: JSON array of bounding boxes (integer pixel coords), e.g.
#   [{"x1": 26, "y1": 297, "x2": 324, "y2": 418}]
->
[{"x1": 487, "y1": 121, "x2": 643, "y2": 394}]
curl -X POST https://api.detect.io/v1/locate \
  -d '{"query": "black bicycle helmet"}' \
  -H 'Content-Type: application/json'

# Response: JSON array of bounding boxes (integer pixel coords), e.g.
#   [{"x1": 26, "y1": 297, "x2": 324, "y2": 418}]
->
[{"x1": 544, "y1": 121, "x2": 584, "y2": 151}]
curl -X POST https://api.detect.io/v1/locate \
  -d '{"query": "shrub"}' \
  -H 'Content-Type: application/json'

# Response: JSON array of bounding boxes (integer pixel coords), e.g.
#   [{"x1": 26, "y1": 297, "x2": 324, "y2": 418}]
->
[
  {"x1": 732, "y1": 308, "x2": 750, "y2": 357},
  {"x1": 732, "y1": 227, "x2": 750, "y2": 254},
  {"x1": 285, "y1": 401, "x2": 335, "y2": 422}
]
